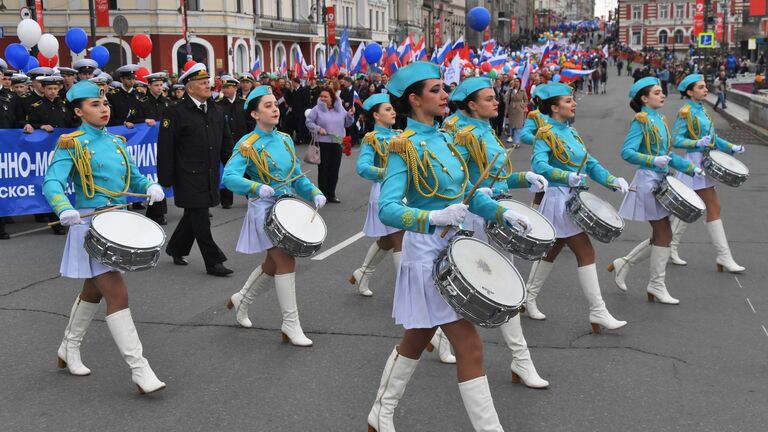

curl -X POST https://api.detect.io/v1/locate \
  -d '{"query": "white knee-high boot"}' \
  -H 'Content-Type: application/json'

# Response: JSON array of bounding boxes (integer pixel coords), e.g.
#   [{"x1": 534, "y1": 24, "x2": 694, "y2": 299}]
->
[
  {"x1": 57, "y1": 297, "x2": 100, "y2": 376},
  {"x1": 226, "y1": 265, "x2": 274, "y2": 328},
  {"x1": 646, "y1": 246, "x2": 679, "y2": 304},
  {"x1": 351, "y1": 242, "x2": 390, "y2": 296},
  {"x1": 608, "y1": 239, "x2": 651, "y2": 292},
  {"x1": 392, "y1": 251, "x2": 402, "y2": 273},
  {"x1": 669, "y1": 217, "x2": 689, "y2": 265},
  {"x1": 367, "y1": 347, "x2": 419, "y2": 432},
  {"x1": 499, "y1": 314, "x2": 548, "y2": 388},
  {"x1": 275, "y1": 273, "x2": 312, "y2": 346},
  {"x1": 578, "y1": 264, "x2": 627, "y2": 334},
  {"x1": 525, "y1": 260, "x2": 553, "y2": 320},
  {"x1": 458, "y1": 376, "x2": 505, "y2": 432},
  {"x1": 426, "y1": 328, "x2": 456, "y2": 364},
  {"x1": 106, "y1": 309, "x2": 166, "y2": 394},
  {"x1": 706, "y1": 219, "x2": 745, "y2": 273}
]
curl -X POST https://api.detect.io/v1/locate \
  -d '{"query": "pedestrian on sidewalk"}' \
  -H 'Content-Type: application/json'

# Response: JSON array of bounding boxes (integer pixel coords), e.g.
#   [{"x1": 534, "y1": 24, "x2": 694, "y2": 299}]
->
[{"x1": 713, "y1": 70, "x2": 729, "y2": 111}]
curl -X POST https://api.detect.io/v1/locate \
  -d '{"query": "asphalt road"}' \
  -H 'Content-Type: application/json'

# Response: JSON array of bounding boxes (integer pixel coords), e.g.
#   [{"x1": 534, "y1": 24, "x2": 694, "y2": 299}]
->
[{"x1": 2, "y1": 70, "x2": 767, "y2": 432}]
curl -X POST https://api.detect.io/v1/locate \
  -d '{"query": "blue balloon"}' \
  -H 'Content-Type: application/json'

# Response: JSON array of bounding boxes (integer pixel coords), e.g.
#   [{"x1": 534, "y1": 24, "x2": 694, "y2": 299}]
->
[
  {"x1": 364, "y1": 43, "x2": 383, "y2": 65},
  {"x1": 4, "y1": 43, "x2": 30, "y2": 70},
  {"x1": 90, "y1": 45, "x2": 110, "y2": 68},
  {"x1": 502, "y1": 65, "x2": 511, "y2": 73},
  {"x1": 553, "y1": 73, "x2": 561, "y2": 82},
  {"x1": 65, "y1": 28, "x2": 88, "y2": 54},
  {"x1": 24, "y1": 56, "x2": 39, "y2": 73},
  {"x1": 469, "y1": 51, "x2": 476, "y2": 59},
  {"x1": 467, "y1": 7, "x2": 491, "y2": 32}
]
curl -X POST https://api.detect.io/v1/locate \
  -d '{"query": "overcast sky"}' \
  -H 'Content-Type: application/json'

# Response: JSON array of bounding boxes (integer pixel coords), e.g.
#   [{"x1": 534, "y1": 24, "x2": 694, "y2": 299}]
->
[{"x1": 594, "y1": 0, "x2": 618, "y2": 18}]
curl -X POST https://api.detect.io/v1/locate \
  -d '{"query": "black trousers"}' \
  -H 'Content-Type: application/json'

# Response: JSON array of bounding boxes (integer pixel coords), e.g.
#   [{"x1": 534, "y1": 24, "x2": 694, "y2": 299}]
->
[
  {"x1": 166, "y1": 207, "x2": 227, "y2": 267},
  {"x1": 318, "y1": 141, "x2": 342, "y2": 199},
  {"x1": 220, "y1": 188, "x2": 234, "y2": 207},
  {"x1": 146, "y1": 198, "x2": 167, "y2": 221}
]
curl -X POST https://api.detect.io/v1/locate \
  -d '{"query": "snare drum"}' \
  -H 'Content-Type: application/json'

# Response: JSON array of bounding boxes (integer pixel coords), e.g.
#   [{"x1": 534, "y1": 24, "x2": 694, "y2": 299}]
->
[
  {"x1": 264, "y1": 197, "x2": 327, "y2": 257},
  {"x1": 566, "y1": 191, "x2": 624, "y2": 243},
  {"x1": 485, "y1": 199, "x2": 557, "y2": 260},
  {"x1": 702, "y1": 150, "x2": 749, "y2": 187},
  {"x1": 653, "y1": 176, "x2": 705, "y2": 223},
  {"x1": 84, "y1": 211, "x2": 165, "y2": 272},
  {"x1": 432, "y1": 236, "x2": 526, "y2": 328}
]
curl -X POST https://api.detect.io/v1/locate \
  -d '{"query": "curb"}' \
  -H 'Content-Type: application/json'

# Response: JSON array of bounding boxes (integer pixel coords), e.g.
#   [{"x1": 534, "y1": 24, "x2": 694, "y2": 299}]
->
[{"x1": 703, "y1": 98, "x2": 768, "y2": 144}]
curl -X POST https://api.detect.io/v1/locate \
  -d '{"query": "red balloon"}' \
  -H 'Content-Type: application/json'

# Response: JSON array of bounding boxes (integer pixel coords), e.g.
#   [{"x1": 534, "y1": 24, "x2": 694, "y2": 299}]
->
[
  {"x1": 183, "y1": 60, "x2": 197, "y2": 72},
  {"x1": 136, "y1": 66, "x2": 150, "y2": 83},
  {"x1": 37, "y1": 53, "x2": 59, "y2": 67},
  {"x1": 480, "y1": 62, "x2": 492, "y2": 73},
  {"x1": 130, "y1": 34, "x2": 153, "y2": 59}
]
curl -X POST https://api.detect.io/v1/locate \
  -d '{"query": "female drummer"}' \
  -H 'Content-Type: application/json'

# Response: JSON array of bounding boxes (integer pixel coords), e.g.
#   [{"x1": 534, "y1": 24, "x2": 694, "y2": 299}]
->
[
  {"x1": 528, "y1": 82, "x2": 629, "y2": 333},
  {"x1": 349, "y1": 93, "x2": 404, "y2": 298},
  {"x1": 42, "y1": 80, "x2": 167, "y2": 394},
  {"x1": 520, "y1": 88, "x2": 549, "y2": 212},
  {"x1": 222, "y1": 85, "x2": 326, "y2": 346},
  {"x1": 609, "y1": 77, "x2": 705, "y2": 305},
  {"x1": 448, "y1": 77, "x2": 549, "y2": 389},
  {"x1": 366, "y1": 62, "x2": 530, "y2": 432},
  {"x1": 668, "y1": 73, "x2": 746, "y2": 273}
]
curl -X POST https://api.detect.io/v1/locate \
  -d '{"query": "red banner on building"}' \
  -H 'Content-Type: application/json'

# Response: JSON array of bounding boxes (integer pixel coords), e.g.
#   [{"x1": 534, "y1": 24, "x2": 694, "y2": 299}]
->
[
  {"x1": 95, "y1": 0, "x2": 110, "y2": 27},
  {"x1": 751, "y1": 0, "x2": 767, "y2": 16},
  {"x1": 716, "y1": 11, "x2": 724, "y2": 41},
  {"x1": 34, "y1": 0, "x2": 44, "y2": 31},
  {"x1": 693, "y1": 0, "x2": 705, "y2": 35},
  {"x1": 434, "y1": 19, "x2": 441, "y2": 49},
  {"x1": 326, "y1": 6, "x2": 336, "y2": 46},
  {"x1": 534, "y1": 14, "x2": 539, "y2": 28},
  {"x1": 511, "y1": 16, "x2": 517, "y2": 34}
]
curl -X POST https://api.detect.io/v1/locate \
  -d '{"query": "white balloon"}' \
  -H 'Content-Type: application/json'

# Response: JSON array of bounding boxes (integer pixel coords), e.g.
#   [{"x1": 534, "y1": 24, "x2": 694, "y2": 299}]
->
[
  {"x1": 304, "y1": 108, "x2": 312, "y2": 118},
  {"x1": 17, "y1": 19, "x2": 42, "y2": 49},
  {"x1": 38, "y1": 33, "x2": 59, "y2": 59}
]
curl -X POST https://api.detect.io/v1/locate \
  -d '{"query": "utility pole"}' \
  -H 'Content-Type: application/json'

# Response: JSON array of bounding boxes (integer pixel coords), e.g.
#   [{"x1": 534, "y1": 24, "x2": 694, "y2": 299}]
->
[{"x1": 88, "y1": 0, "x2": 97, "y2": 46}]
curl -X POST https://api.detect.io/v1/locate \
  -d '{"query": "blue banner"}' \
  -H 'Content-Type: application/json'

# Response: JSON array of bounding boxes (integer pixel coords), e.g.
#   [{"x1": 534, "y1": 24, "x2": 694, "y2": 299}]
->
[{"x1": 0, "y1": 124, "x2": 163, "y2": 217}]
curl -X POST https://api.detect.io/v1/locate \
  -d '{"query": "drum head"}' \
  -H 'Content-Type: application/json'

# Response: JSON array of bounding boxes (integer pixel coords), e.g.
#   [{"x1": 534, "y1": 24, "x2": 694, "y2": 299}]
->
[
  {"x1": 91, "y1": 211, "x2": 164, "y2": 249},
  {"x1": 666, "y1": 176, "x2": 706, "y2": 210},
  {"x1": 273, "y1": 198, "x2": 327, "y2": 243},
  {"x1": 449, "y1": 237, "x2": 525, "y2": 307},
  {"x1": 497, "y1": 199, "x2": 556, "y2": 240},
  {"x1": 709, "y1": 151, "x2": 749, "y2": 175},
  {"x1": 579, "y1": 192, "x2": 623, "y2": 229}
]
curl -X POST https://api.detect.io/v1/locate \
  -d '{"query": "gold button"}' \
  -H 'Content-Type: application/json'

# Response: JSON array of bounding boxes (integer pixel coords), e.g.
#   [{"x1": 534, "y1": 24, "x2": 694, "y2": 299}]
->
[
  {"x1": 460, "y1": 167, "x2": 465, "y2": 171},
  {"x1": 121, "y1": 161, "x2": 125, "y2": 166},
  {"x1": 420, "y1": 141, "x2": 426, "y2": 147},
  {"x1": 121, "y1": 176, "x2": 125, "y2": 180},
  {"x1": 84, "y1": 140, "x2": 89, "y2": 144},
  {"x1": 103, "y1": 177, "x2": 108, "y2": 181},
  {"x1": 91, "y1": 150, "x2": 96, "y2": 155},
  {"x1": 442, "y1": 167, "x2": 448, "y2": 172},
  {"x1": 112, "y1": 139, "x2": 117, "y2": 143}
]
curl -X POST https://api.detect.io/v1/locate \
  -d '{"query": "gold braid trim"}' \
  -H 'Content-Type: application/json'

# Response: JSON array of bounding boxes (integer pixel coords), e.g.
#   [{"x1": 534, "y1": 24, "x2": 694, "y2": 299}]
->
[
  {"x1": 362, "y1": 131, "x2": 388, "y2": 168},
  {"x1": 55, "y1": 130, "x2": 85, "y2": 149},
  {"x1": 61, "y1": 131, "x2": 131, "y2": 199},
  {"x1": 240, "y1": 133, "x2": 297, "y2": 184},
  {"x1": 442, "y1": 116, "x2": 459, "y2": 136},
  {"x1": 535, "y1": 124, "x2": 578, "y2": 167},
  {"x1": 677, "y1": 104, "x2": 700, "y2": 140},
  {"x1": 455, "y1": 126, "x2": 514, "y2": 181},
  {"x1": 528, "y1": 110, "x2": 545, "y2": 128},
  {"x1": 634, "y1": 112, "x2": 662, "y2": 156}
]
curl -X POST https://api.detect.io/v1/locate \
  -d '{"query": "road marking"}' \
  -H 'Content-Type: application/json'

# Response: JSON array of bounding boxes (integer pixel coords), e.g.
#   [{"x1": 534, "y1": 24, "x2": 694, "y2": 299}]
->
[
  {"x1": 746, "y1": 297, "x2": 757, "y2": 314},
  {"x1": 762, "y1": 325, "x2": 768, "y2": 338},
  {"x1": 311, "y1": 231, "x2": 365, "y2": 261},
  {"x1": 734, "y1": 276, "x2": 743, "y2": 289}
]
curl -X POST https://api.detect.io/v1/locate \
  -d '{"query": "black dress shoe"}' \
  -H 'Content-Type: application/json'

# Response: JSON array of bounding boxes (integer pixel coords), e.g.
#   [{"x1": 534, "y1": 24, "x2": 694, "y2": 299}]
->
[
  {"x1": 221, "y1": 204, "x2": 232, "y2": 209},
  {"x1": 155, "y1": 216, "x2": 168, "y2": 226},
  {"x1": 206, "y1": 263, "x2": 233, "y2": 276},
  {"x1": 209, "y1": 212, "x2": 213, "y2": 218},
  {"x1": 0, "y1": 232, "x2": 9, "y2": 240},
  {"x1": 329, "y1": 197, "x2": 341, "y2": 204},
  {"x1": 169, "y1": 255, "x2": 189, "y2": 265},
  {"x1": 52, "y1": 225, "x2": 66, "y2": 235}
]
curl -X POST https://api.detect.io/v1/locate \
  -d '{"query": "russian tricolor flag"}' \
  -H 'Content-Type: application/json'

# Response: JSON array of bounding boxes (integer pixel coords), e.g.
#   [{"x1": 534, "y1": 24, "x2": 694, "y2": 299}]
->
[
  {"x1": 398, "y1": 36, "x2": 412, "y2": 64},
  {"x1": 412, "y1": 36, "x2": 427, "y2": 61},
  {"x1": 251, "y1": 57, "x2": 261, "y2": 76}
]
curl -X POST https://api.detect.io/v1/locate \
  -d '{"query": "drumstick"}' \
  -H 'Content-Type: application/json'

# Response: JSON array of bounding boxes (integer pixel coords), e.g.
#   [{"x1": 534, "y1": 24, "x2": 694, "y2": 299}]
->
[
  {"x1": 310, "y1": 206, "x2": 319, "y2": 223},
  {"x1": 48, "y1": 203, "x2": 132, "y2": 226},
  {"x1": 248, "y1": 171, "x2": 309, "y2": 202},
  {"x1": 569, "y1": 152, "x2": 590, "y2": 193},
  {"x1": 487, "y1": 147, "x2": 517, "y2": 190},
  {"x1": 440, "y1": 152, "x2": 502, "y2": 238},
  {"x1": 10, "y1": 204, "x2": 131, "y2": 238},
  {"x1": 123, "y1": 191, "x2": 150, "y2": 198}
]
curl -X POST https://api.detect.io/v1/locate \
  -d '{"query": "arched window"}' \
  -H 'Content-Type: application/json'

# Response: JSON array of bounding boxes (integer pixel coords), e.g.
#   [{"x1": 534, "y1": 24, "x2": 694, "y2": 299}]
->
[
  {"x1": 274, "y1": 44, "x2": 287, "y2": 72},
  {"x1": 100, "y1": 42, "x2": 128, "y2": 73},
  {"x1": 674, "y1": 30, "x2": 684, "y2": 44},
  {"x1": 289, "y1": 45, "x2": 301, "y2": 68},
  {"x1": 176, "y1": 42, "x2": 210, "y2": 75},
  {"x1": 253, "y1": 43, "x2": 264, "y2": 71},
  {"x1": 234, "y1": 44, "x2": 248, "y2": 75},
  {"x1": 658, "y1": 30, "x2": 668, "y2": 45},
  {"x1": 315, "y1": 47, "x2": 325, "y2": 70}
]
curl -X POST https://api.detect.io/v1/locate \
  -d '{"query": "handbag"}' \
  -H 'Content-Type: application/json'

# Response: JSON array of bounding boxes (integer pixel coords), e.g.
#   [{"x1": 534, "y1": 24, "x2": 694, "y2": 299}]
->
[{"x1": 303, "y1": 132, "x2": 321, "y2": 165}]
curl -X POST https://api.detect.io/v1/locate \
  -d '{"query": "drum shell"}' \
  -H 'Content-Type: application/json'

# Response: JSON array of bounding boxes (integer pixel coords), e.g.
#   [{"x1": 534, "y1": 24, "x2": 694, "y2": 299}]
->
[
  {"x1": 264, "y1": 198, "x2": 325, "y2": 258},
  {"x1": 701, "y1": 151, "x2": 748, "y2": 187},
  {"x1": 484, "y1": 200, "x2": 556, "y2": 261},
  {"x1": 652, "y1": 176, "x2": 704, "y2": 223},
  {"x1": 84, "y1": 225, "x2": 162, "y2": 272},
  {"x1": 566, "y1": 191, "x2": 624, "y2": 243}
]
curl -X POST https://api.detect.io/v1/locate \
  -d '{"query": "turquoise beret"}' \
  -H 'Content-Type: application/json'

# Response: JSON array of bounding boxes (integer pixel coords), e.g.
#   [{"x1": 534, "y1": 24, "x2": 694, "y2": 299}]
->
[
  {"x1": 66, "y1": 80, "x2": 105, "y2": 102},
  {"x1": 449, "y1": 77, "x2": 493, "y2": 102},
  {"x1": 362, "y1": 93, "x2": 390, "y2": 111},
  {"x1": 243, "y1": 85, "x2": 273, "y2": 109},
  {"x1": 677, "y1": 74, "x2": 703, "y2": 92},
  {"x1": 386, "y1": 61, "x2": 441, "y2": 97},
  {"x1": 629, "y1": 77, "x2": 661, "y2": 98},
  {"x1": 535, "y1": 83, "x2": 572, "y2": 101}
]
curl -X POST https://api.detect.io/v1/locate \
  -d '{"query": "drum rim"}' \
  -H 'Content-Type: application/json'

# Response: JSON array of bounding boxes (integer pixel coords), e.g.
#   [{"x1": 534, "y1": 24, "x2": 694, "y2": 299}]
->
[
  {"x1": 663, "y1": 175, "x2": 706, "y2": 209},
  {"x1": 707, "y1": 150, "x2": 749, "y2": 175},
  {"x1": 273, "y1": 196, "x2": 329, "y2": 238},
  {"x1": 574, "y1": 190, "x2": 626, "y2": 230},
  {"x1": 90, "y1": 211, "x2": 166, "y2": 250},
  {"x1": 494, "y1": 198, "x2": 557, "y2": 241}
]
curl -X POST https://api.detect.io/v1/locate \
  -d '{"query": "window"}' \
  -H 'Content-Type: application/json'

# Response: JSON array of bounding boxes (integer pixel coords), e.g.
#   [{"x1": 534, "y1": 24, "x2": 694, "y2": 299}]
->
[
  {"x1": 109, "y1": 0, "x2": 117, "y2": 9},
  {"x1": 659, "y1": 30, "x2": 668, "y2": 44},
  {"x1": 659, "y1": 4, "x2": 669, "y2": 19},
  {"x1": 186, "y1": 0, "x2": 200, "y2": 11},
  {"x1": 275, "y1": 45, "x2": 286, "y2": 71},
  {"x1": 369, "y1": 10, "x2": 373, "y2": 30},
  {"x1": 235, "y1": 44, "x2": 248, "y2": 74},
  {"x1": 100, "y1": 42, "x2": 128, "y2": 72},
  {"x1": 674, "y1": 3, "x2": 685, "y2": 18},
  {"x1": 632, "y1": 31, "x2": 642, "y2": 45},
  {"x1": 315, "y1": 49, "x2": 325, "y2": 70},
  {"x1": 236, "y1": 0, "x2": 242, "y2": 13},
  {"x1": 632, "y1": 5, "x2": 642, "y2": 20},
  {"x1": 254, "y1": 45, "x2": 264, "y2": 69},
  {"x1": 674, "y1": 29, "x2": 685, "y2": 44}
]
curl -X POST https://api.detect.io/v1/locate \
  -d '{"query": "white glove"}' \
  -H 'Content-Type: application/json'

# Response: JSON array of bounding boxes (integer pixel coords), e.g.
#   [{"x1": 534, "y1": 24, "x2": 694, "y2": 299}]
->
[
  {"x1": 652, "y1": 155, "x2": 671, "y2": 169},
  {"x1": 258, "y1": 185, "x2": 275, "y2": 199},
  {"x1": 428, "y1": 203, "x2": 468, "y2": 226},
  {"x1": 695, "y1": 135, "x2": 711, "y2": 148},
  {"x1": 313, "y1": 195, "x2": 327, "y2": 209},
  {"x1": 59, "y1": 209, "x2": 82, "y2": 226},
  {"x1": 503, "y1": 210, "x2": 532, "y2": 236},
  {"x1": 147, "y1": 184, "x2": 165, "y2": 205},
  {"x1": 694, "y1": 167, "x2": 706, "y2": 177},
  {"x1": 732, "y1": 145, "x2": 745, "y2": 154},
  {"x1": 612, "y1": 177, "x2": 630, "y2": 193},
  {"x1": 477, "y1": 187, "x2": 493, "y2": 196},
  {"x1": 568, "y1": 173, "x2": 587, "y2": 187},
  {"x1": 525, "y1": 171, "x2": 548, "y2": 191}
]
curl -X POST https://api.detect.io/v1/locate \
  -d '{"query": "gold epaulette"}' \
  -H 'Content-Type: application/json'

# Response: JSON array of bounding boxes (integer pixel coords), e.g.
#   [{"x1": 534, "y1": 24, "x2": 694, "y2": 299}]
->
[
  {"x1": 388, "y1": 130, "x2": 417, "y2": 155},
  {"x1": 56, "y1": 130, "x2": 86, "y2": 149},
  {"x1": 678, "y1": 104, "x2": 691, "y2": 119},
  {"x1": 362, "y1": 131, "x2": 378, "y2": 146},
  {"x1": 453, "y1": 126, "x2": 477, "y2": 147},
  {"x1": 31, "y1": 100, "x2": 42, "y2": 108},
  {"x1": 112, "y1": 134, "x2": 127, "y2": 143},
  {"x1": 277, "y1": 131, "x2": 291, "y2": 139},
  {"x1": 442, "y1": 116, "x2": 459, "y2": 135},
  {"x1": 534, "y1": 124, "x2": 554, "y2": 140},
  {"x1": 238, "y1": 132, "x2": 260, "y2": 156},
  {"x1": 634, "y1": 112, "x2": 649, "y2": 124},
  {"x1": 527, "y1": 110, "x2": 540, "y2": 119}
]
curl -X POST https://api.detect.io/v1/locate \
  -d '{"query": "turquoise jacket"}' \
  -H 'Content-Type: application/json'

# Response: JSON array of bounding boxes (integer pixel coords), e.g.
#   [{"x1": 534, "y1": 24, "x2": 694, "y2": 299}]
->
[
  {"x1": 379, "y1": 118, "x2": 507, "y2": 234},
  {"x1": 222, "y1": 127, "x2": 323, "y2": 201},
  {"x1": 672, "y1": 101, "x2": 735, "y2": 154},
  {"x1": 532, "y1": 118, "x2": 617, "y2": 188},
  {"x1": 520, "y1": 110, "x2": 549, "y2": 146},
  {"x1": 452, "y1": 113, "x2": 530, "y2": 194},
  {"x1": 441, "y1": 112, "x2": 463, "y2": 137},
  {"x1": 43, "y1": 123, "x2": 154, "y2": 215},
  {"x1": 356, "y1": 125, "x2": 397, "y2": 183},
  {"x1": 622, "y1": 106, "x2": 696, "y2": 176}
]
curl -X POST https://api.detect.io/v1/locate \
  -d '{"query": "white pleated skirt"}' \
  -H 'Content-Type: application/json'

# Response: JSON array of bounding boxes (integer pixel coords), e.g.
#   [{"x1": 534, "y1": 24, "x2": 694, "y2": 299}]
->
[
  {"x1": 619, "y1": 169, "x2": 670, "y2": 221},
  {"x1": 675, "y1": 152, "x2": 717, "y2": 190},
  {"x1": 60, "y1": 209, "x2": 117, "y2": 279},
  {"x1": 363, "y1": 183, "x2": 400, "y2": 237},
  {"x1": 392, "y1": 230, "x2": 461, "y2": 329},
  {"x1": 539, "y1": 187, "x2": 583, "y2": 239},
  {"x1": 236, "y1": 198, "x2": 276, "y2": 254},
  {"x1": 463, "y1": 212, "x2": 488, "y2": 242}
]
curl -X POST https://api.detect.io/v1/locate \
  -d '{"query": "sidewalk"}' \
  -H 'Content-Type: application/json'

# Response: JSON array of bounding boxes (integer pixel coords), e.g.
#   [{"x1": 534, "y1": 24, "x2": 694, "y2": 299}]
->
[{"x1": 704, "y1": 92, "x2": 768, "y2": 144}]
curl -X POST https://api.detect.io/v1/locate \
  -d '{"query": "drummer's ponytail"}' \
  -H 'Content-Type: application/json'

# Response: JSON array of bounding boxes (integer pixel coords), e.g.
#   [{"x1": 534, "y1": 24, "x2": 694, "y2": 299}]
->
[
  {"x1": 390, "y1": 81, "x2": 426, "y2": 118},
  {"x1": 538, "y1": 96, "x2": 562, "y2": 116},
  {"x1": 629, "y1": 86, "x2": 652, "y2": 113}
]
